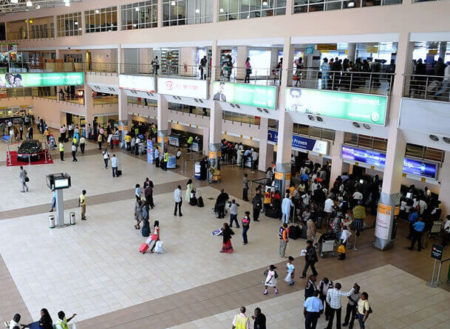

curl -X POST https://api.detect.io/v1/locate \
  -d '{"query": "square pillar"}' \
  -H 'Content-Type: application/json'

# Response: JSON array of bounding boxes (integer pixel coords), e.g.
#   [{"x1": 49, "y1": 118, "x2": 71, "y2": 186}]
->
[
  {"x1": 210, "y1": 40, "x2": 220, "y2": 85},
  {"x1": 139, "y1": 48, "x2": 154, "y2": 74},
  {"x1": 236, "y1": 46, "x2": 248, "y2": 81},
  {"x1": 258, "y1": 117, "x2": 269, "y2": 172},
  {"x1": 180, "y1": 47, "x2": 197, "y2": 77},
  {"x1": 438, "y1": 152, "x2": 450, "y2": 217},
  {"x1": 329, "y1": 130, "x2": 344, "y2": 190},
  {"x1": 209, "y1": 101, "x2": 222, "y2": 169},
  {"x1": 157, "y1": 94, "x2": 169, "y2": 153},
  {"x1": 158, "y1": 0, "x2": 163, "y2": 28}
]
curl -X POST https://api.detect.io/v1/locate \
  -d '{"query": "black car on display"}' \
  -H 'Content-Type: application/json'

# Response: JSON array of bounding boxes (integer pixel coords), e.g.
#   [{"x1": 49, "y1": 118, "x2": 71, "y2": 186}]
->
[{"x1": 17, "y1": 140, "x2": 43, "y2": 161}]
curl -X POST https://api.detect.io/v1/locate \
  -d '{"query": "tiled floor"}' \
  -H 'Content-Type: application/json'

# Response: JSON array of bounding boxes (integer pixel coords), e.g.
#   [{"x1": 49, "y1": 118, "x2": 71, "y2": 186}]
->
[{"x1": 0, "y1": 127, "x2": 449, "y2": 329}]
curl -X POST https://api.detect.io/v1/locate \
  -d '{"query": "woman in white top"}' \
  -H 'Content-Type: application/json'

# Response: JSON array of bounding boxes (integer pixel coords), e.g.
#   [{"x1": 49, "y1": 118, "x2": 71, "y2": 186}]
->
[
  {"x1": 356, "y1": 292, "x2": 370, "y2": 329},
  {"x1": 102, "y1": 149, "x2": 109, "y2": 168},
  {"x1": 264, "y1": 265, "x2": 278, "y2": 295},
  {"x1": 185, "y1": 179, "x2": 193, "y2": 203}
]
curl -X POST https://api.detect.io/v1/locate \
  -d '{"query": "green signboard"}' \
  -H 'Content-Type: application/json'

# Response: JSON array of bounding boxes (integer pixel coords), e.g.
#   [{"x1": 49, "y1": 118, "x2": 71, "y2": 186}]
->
[
  {"x1": 285, "y1": 87, "x2": 388, "y2": 125},
  {"x1": 0, "y1": 72, "x2": 84, "y2": 88},
  {"x1": 212, "y1": 81, "x2": 277, "y2": 110}
]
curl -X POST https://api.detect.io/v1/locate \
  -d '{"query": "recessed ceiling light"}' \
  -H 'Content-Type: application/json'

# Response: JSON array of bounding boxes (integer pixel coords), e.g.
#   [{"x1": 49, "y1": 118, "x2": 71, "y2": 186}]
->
[
  {"x1": 26, "y1": 1, "x2": 32, "y2": 7},
  {"x1": 443, "y1": 137, "x2": 450, "y2": 144},
  {"x1": 74, "y1": 21, "x2": 78, "y2": 25},
  {"x1": 171, "y1": 1, "x2": 176, "y2": 5},
  {"x1": 95, "y1": 9, "x2": 100, "y2": 14},
  {"x1": 307, "y1": 115, "x2": 314, "y2": 121},
  {"x1": 429, "y1": 134, "x2": 439, "y2": 142},
  {"x1": 135, "y1": 7, "x2": 140, "y2": 11},
  {"x1": 263, "y1": 1, "x2": 268, "y2": 6},
  {"x1": 352, "y1": 122, "x2": 361, "y2": 128},
  {"x1": 363, "y1": 124, "x2": 371, "y2": 129},
  {"x1": 316, "y1": 116, "x2": 323, "y2": 122},
  {"x1": 219, "y1": 8, "x2": 224, "y2": 13},
  {"x1": 195, "y1": 9, "x2": 200, "y2": 14}
]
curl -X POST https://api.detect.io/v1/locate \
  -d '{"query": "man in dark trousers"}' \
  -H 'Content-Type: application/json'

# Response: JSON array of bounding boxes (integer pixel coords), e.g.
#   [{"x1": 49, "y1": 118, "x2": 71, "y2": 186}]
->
[
  {"x1": 215, "y1": 189, "x2": 229, "y2": 218},
  {"x1": 301, "y1": 240, "x2": 318, "y2": 278},
  {"x1": 242, "y1": 173, "x2": 249, "y2": 201},
  {"x1": 252, "y1": 190, "x2": 262, "y2": 222},
  {"x1": 408, "y1": 217, "x2": 425, "y2": 251}
]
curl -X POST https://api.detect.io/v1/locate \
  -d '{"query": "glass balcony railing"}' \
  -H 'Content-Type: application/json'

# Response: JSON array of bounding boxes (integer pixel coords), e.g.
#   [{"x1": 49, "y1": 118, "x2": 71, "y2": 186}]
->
[{"x1": 403, "y1": 74, "x2": 450, "y2": 102}]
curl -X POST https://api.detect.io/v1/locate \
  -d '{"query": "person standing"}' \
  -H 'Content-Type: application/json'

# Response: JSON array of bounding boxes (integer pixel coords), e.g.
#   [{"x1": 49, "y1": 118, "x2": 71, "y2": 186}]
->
[
  {"x1": 307, "y1": 217, "x2": 317, "y2": 242},
  {"x1": 71, "y1": 143, "x2": 78, "y2": 162},
  {"x1": 279, "y1": 223, "x2": 289, "y2": 258},
  {"x1": 284, "y1": 256, "x2": 295, "y2": 286},
  {"x1": 55, "y1": 311, "x2": 77, "y2": 329},
  {"x1": 79, "y1": 190, "x2": 87, "y2": 220},
  {"x1": 326, "y1": 283, "x2": 356, "y2": 329},
  {"x1": 59, "y1": 140, "x2": 64, "y2": 161},
  {"x1": 102, "y1": 149, "x2": 109, "y2": 168},
  {"x1": 232, "y1": 306, "x2": 249, "y2": 329},
  {"x1": 281, "y1": 192, "x2": 294, "y2": 225},
  {"x1": 185, "y1": 179, "x2": 193, "y2": 203},
  {"x1": 301, "y1": 240, "x2": 318, "y2": 278},
  {"x1": 319, "y1": 277, "x2": 333, "y2": 321},
  {"x1": 244, "y1": 57, "x2": 252, "y2": 83},
  {"x1": 263, "y1": 264, "x2": 278, "y2": 295},
  {"x1": 356, "y1": 292, "x2": 370, "y2": 329},
  {"x1": 342, "y1": 284, "x2": 361, "y2": 328},
  {"x1": 242, "y1": 211, "x2": 250, "y2": 245},
  {"x1": 304, "y1": 290, "x2": 323, "y2": 329},
  {"x1": 19, "y1": 166, "x2": 29, "y2": 192},
  {"x1": 242, "y1": 173, "x2": 249, "y2": 201},
  {"x1": 79, "y1": 135, "x2": 86, "y2": 154},
  {"x1": 144, "y1": 181, "x2": 155, "y2": 209},
  {"x1": 199, "y1": 55, "x2": 207, "y2": 80},
  {"x1": 252, "y1": 307, "x2": 266, "y2": 329},
  {"x1": 229, "y1": 199, "x2": 240, "y2": 228},
  {"x1": 151, "y1": 56, "x2": 159, "y2": 75},
  {"x1": 408, "y1": 217, "x2": 425, "y2": 251},
  {"x1": 174, "y1": 185, "x2": 183, "y2": 217},
  {"x1": 49, "y1": 190, "x2": 57, "y2": 212},
  {"x1": 220, "y1": 222, "x2": 234, "y2": 253},
  {"x1": 97, "y1": 133, "x2": 103, "y2": 150},
  {"x1": 111, "y1": 154, "x2": 118, "y2": 177},
  {"x1": 252, "y1": 191, "x2": 262, "y2": 222}
]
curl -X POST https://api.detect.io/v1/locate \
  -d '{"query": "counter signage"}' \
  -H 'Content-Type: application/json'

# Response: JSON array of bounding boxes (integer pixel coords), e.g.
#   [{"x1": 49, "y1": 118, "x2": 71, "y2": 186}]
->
[
  {"x1": 285, "y1": 88, "x2": 388, "y2": 125},
  {"x1": 0, "y1": 72, "x2": 84, "y2": 88},
  {"x1": 268, "y1": 129, "x2": 329, "y2": 155},
  {"x1": 341, "y1": 145, "x2": 438, "y2": 179},
  {"x1": 212, "y1": 81, "x2": 277, "y2": 110},
  {"x1": 119, "y1": 75, "x2": 156, "y2": 93},
  {"x1": 431, "y1": 244, "x2": 443, "y2": 260},
  {"x1": 157, "y1": 77, "x2": 208, "y2": 99}
]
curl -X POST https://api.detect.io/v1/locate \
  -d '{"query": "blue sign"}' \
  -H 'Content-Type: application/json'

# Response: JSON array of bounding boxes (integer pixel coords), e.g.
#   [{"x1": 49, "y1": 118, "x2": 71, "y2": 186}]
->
[
  {"x1": 268, "y1": 129, "x2": 329, "y2": 155},
  {"x1": 147, "y1": 140, "x2": 154, "y2": 163},
  {"x1": 341, "y1": 146, "x2": 438, "y2": 179}
]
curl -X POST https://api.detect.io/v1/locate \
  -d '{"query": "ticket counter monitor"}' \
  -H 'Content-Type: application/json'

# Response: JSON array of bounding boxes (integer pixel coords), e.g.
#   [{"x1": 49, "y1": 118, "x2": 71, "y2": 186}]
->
[{"x1": 46, "y1": 173, "x2": 71, "y2": 227}]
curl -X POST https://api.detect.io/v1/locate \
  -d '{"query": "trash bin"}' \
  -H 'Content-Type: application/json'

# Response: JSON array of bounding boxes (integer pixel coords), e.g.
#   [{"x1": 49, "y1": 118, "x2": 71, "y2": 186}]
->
[
  {"x1": 70, "y1": 212, "x2": 76, "y2": 225},
  {"x1": 194, "y1": 162, "x2": 201, "y2": 179},
  {"x1": 49, "y1": 215, "x2": 55, "y2": 229}
]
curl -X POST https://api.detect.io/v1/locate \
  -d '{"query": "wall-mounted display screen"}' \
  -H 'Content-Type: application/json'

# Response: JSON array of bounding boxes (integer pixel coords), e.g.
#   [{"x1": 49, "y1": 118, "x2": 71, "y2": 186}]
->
[{"x1": 119, "y1": 74, "x2": 156, "y2": 93}]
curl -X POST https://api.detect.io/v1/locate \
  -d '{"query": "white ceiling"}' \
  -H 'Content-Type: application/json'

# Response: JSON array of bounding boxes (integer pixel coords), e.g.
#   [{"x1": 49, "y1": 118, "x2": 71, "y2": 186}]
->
[{"x1": 0, "y1": 0, "x2": 82, "y2": 16}]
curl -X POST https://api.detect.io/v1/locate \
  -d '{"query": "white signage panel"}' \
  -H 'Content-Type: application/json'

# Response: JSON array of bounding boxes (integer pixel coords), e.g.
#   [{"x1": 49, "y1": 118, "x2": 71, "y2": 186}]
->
[
  {"x1": 119, "y1": 75, "x2": 156, "y2": 93},
  {"x1": 158, "y1": 77, "x2": 208, "y2": 99}
]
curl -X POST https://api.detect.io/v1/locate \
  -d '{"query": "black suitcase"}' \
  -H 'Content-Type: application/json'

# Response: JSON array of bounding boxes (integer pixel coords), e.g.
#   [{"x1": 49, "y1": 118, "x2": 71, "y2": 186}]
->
[
  {"x1": 300, "y1": 224, "x2": 307, "y2": 239},
  {"x1": 117, "y1": 169, "x2": 122, "y2": 177},
  {"x1": 197, "y1": 196, "x2": 204, "y2": 208},
  {"x1": 289, "y1": 225, "x2": 301, "y2": 240}
]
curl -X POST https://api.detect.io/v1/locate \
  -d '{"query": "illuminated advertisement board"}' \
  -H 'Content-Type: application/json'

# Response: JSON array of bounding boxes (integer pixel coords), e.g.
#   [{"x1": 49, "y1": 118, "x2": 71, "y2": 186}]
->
[
  {"x1": 0, "y1": 72, "x2": 84, "y2": 88},
  {"x1": 268, "y1": 129, "x2": 329, "y2": 155},
  {"x1": 212, "y1": 81, "x2": 277, "y2": 110},
  {"x1": 157, "y1": 77, "x2": 208, "y2": 99},
  {"x1": 341, "y1": 145, "x2": 438, "y2": 179},
  {"x1": 286, "y1": 88, "x2": 388, "y2": 125},
  {"x1": 119, "y1": 75, "x2": 156, "y2": 93}
]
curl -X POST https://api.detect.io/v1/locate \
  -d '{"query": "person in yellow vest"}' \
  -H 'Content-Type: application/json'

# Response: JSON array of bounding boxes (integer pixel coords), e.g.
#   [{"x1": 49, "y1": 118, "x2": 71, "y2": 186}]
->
[
  {"x1": 163, "y1": 151, "x2": 169, "y2": 170},
  {"x1": 79, "y1": 189, "x2": 87, "y2": 220},
  {"x1": 232, "y1": 306, "x2": 249, "y2": 329},
  {"x1": 187, "y1": 135, "x2": 193, "y2": 152},
  {"x1": 55, "y1": 311, "x2": 77, "y2": 329},
  {"x1": 59, "y1": 139, "x2": 64, "y2": 161}
]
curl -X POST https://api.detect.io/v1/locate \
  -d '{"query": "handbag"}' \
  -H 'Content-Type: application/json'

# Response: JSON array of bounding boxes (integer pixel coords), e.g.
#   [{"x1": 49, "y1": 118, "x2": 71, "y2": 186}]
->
[
  {"x1": 25, "y1": 177, "x2": 30, "y2": 182},
  {"x1": 337, "y1": 244, "x2": 346, "y2": 254}
]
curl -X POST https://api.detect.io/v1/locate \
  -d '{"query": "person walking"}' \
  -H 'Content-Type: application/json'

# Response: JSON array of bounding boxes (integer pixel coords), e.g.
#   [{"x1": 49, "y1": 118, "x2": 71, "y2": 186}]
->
[
  {"x1": 49, "y1": 190, "x2": 56, "y2": 212},
  {"x1": 304, "y1": 290, "x2": 323, "y2": 329},
  {"x1": 229, "y1": 199, "x2": 240, "y2": 228},
  {"x1": 284, "y1": 256, "x2": 295, "y2": 286},
  {"x1": 79, "y1": 136, "x2": 86, "y2": 154},
  {"x1": 408, "y1": 217, "x2": 425, "y2": 251},
  {"x1": 242, "y1": 173, "x2": 249, "y2": 201},
  {"x1": 71, "y1": 143, "x2": 78, "y2": 162},
  {"x1": 242, "y1": 211, "x2": 250, "y2": 245},
  {"x1": 305, "y1": 274, "x2": 318, "y2": 300},
  {"x1": 135, "y1": 199, "x2": 143, "y2": 230},
  {"x1": 111, "y1": 154, "x2": 118, "y2": 177},
  {"x1": 319, "y1": 277, "x2": 334, "y2": 321},
  {"x1": 356, "y1": 292, "x2": 371, "y2": 329},
  {"x1": 263, "y1": 265, "x2": 278, "y2": 295},
  {"x1": 220, "y1": 222, "x2": 234, "y2": 253},
  {"x1": 252, "y1": 307, "x2": 266, "y2": 329},
  {"x1": 326, "y1": 283, "x2": 357, "y2": 329},
  {"x1": 55, "y1": 311, "x2": 77, "y2": 329},
  {"x1": 97, "y1": 133, "x2": 103, "y2": 150},
  {"x1": 199, "y1": 55, "x2": 207, "y2": 80},
  {"x1": 279, "y1": 223, "x2": 289, "y2": 258},
  {"x1": 79, "y1": 190, "x2": 87, "y2": 220},
  {"x1": 301, "y1": 240, "x2": 318, "y2": 278},
  {"x1": 59, "y1": 140, "x2": 64, "y2": 161},
  {"x1": 102, "y1": 149, "x2": 109, "y2": 168},
  {"x1": 232, "y1": 306, "x2": 249, "y2": 329},
  {"x1": 252, "y1": 191, "x2": 262, "y2": 222},
  {"x1": 146, "y1": 220, "x2": 160, "y2": 253},
  {"x1": 144, "y1": 181, "x2": 155, "y2": 209},
  {"x1": 342, "y1": 284, "x2": 361, "y2": 328},
  {"x1": 281, "y1": 192, "x2": 294, "y2": 225},
  {"x1": 174, "y1": 185, "x2": 183, "y2": 216},
  {"x1": 19, "y1": 166, "x2": 29, "y2": 192}
]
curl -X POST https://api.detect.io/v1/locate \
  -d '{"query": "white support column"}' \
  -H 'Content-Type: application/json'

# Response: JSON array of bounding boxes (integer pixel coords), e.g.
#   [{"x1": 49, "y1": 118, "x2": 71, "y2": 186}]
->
[
  {"x1": 55, "y1": 49, "x2": 62, "y2": 101},
  {"x1": 157, "y1": 94, "x2": 169, "y2": 154},
  {"x1": 286, "y1": 0, "x2": 293, "y2": 15},
  {"x1": 210, "y1": 40, "x2": 220, "y2": 84},
  {"x1": 329, "y1": 130, "x2": 344, "y2": 190},
  {"x1": 347, "y1": 43, "x2": 357, "y2": 62},
  {"x1": 180, "y1": 47, "x2": 197, "y2": 77},
  {"x1": 374, "y1": 32, "x2": 413, "y2": 250},
  {"x1": 209, "y1": 100, "x2": 222, "y2": 169},
  {"x1": 274, "y1": 37, "x2": 294, "y2": 193},
  {"x1": 117, "y1": 44, "x2": 123, "y2": 74},
  {"x1": 84, "y1": 84, "x2": 94, "y2": 124},
  {"x1": 158, "y1": 0, "x2": 163, "y2": 28},
  {"x1": 258, "y1": 117, "x2": 269, "y2": 172},
  {"x1": 139, "y1": 48, "x2": 154, "y2": 74},
  {"x1": 202, "y1": 126, "x2": 209, "y2": 156},
  {"x1": 213, "y1": 0, "x2": 219, "y2": 22},
  {"x1": 236, "y1": 46, "x2": 248, "y2": 81},
  {"x1": 439, "y1": 152, "x2": 450, "y2": 217}
]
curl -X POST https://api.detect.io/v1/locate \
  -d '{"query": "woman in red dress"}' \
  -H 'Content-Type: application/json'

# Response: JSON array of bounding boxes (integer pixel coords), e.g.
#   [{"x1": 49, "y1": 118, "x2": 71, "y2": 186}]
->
[{"x1": 220, "y1": 222, "x2": 235, "y2": 253}]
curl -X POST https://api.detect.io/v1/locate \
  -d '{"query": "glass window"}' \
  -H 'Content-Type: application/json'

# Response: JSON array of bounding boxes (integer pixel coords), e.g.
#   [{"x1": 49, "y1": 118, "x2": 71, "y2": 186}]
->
[
  {"x1": 162, "y1": 0, "x2": 212, "y2": 26},
  {"x1": 293, "y1": 0, "x2": 401, "y2": 14},
  {"x1": 219, "y1": 0, "x2": 286, "y2": 22},
  {"x1": 85, "y1": 6, "x2": 118, "y2": 33},
  {"x1": 121, "y1": 0, "x2": 158, "y2": 30},
  {"x1": 57, "y1": 12, "x2": 82, "y2": 37}
]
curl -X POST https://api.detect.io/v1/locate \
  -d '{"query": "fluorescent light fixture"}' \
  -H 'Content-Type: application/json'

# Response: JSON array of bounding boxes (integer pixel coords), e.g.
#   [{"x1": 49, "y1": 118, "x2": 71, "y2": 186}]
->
[
  {"x1": 347, "y1": 1, "x2": 355, "y2": 7},
  {"x1": 219, "y1": 8, "x2": 224, "y2": 13},
  {"x1": 263, "y1": 1, "x2": 268, "y2": 6},
  {"x1": 65, "y1": 1, "x2": 70, "y2": 7},
  {"x1": 132, "y1": 24, "x2": 137, "y2": 27},
  {"x1": 95, "y1": 9, "x2": 100, "y2": 14},
  {"x1": 26, "y1": 1, "x2": 32, "y2": 7},
  {"x1": 195, "y1": 8, "x2": 200, "y2": 14},
  {"x1": 35, "y1": 4, "x2": 40, "y2": 9},
  {"x1": 74, "y1": 21, "x2": 78, "y2": 25},
  {"x1": 135, "y1": 7, "x2": 140, "y2": 11},
  {"x1": 11, "y1": 0, "x2": 19, "y2": 4},
  {"x1": 170, "y1": 1, "x2": 176, "y2": 5}
]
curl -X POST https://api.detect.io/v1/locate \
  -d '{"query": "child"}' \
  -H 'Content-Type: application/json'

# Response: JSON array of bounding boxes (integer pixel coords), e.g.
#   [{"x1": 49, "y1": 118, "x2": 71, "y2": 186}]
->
[
  {"x1": 264, "y1": 265, "x2": 278, "y2": 295},
  {"x1": 284, "y1": 256, "x2": 295, "y2": 286}
]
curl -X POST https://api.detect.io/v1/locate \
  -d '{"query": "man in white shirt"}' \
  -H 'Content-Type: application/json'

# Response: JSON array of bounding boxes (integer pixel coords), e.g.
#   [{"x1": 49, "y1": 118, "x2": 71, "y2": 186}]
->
[
  {"x1": 304, "y1": 290, "x2": 323, "y2": 329},
  {"x1": 326, "y1": 283, "x2": 356, "y2": 329},
  {"x1": 352, "y1": 190, "x2": 363, "y2": 202},
  {"x1": 251, "y1": 149, "x2": 259, "y2": 170},
  {"x1": 111, "y1": 154, "x2": 118, "y2": 177},
  {"x1": 174, "y1": 185, "x2": 183, "y2": 217},
  {"x1": 324, "y1": 196, "x2": 334, "y2": 224}
]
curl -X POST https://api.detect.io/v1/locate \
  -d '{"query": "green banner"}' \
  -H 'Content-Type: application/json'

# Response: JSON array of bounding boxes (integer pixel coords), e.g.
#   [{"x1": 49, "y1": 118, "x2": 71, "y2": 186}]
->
[
  {"x1": 212, "y1": 81, "x2": 277, "y2": 110},
  {"x1": 285, "y1": 88, "x2": 388, "y2": 125},
  {"x1": 0, "y1": 72, "x2": 84, "y2": 88}
]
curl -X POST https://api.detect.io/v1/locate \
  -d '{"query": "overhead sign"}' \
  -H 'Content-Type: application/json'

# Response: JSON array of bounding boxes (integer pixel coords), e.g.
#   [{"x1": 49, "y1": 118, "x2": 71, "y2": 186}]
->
[
  {"x1": 212, "y1": 81, "x2": 277, "y2": 110},
  {"x1": 341, "y1": 145, "x2": 438, "y2": 179},
  {"x1": 268, "y1": 129, "x2": 329, "y2": 155},
  {"x1": 119, "y1": 75, "x2": 156, "y2": 93},
  {"x1": 431, "y1": 244, "x2": 443, "y2": 260},
  {"x1": 285, "y1": 88, "x2": 388, "y2": 125},
  {"x1": 0, "y1": 72, "x2": 84, "y2": 88},
  {"x1": 157, "y1": 77, "x2": 208, "y2": 99}
]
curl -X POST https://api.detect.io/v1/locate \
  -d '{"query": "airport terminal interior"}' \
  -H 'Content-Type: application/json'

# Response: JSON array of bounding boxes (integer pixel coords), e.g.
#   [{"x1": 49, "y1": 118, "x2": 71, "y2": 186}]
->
[{"x1": 0, "y1": 0, "x2": 450, "y2": 329}]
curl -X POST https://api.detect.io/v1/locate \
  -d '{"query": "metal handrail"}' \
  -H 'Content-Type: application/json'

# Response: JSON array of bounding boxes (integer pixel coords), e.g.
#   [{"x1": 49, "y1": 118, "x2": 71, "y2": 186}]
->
[{"x1": 403, "y1": 73, "x2": 449, "y2": 102}]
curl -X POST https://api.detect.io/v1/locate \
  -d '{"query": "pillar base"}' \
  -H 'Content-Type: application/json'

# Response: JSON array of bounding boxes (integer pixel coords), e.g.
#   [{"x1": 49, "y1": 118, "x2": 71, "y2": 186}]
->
[
  {"x1": 157, "y1": 130, "x2": 168, "y2": 153},
  {"x1": 208, "y1": 143, "x2": 221, "y2": 169},
  {"x1": 274, "y1": 162, "x2": 291, "y2": 194},
  {"x1": 373, "y1": 192, "x2": 400, "y2": 251}
]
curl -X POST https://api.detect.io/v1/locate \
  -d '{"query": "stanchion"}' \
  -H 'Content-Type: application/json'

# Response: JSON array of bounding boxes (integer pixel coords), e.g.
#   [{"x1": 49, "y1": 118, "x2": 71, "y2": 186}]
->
[
  {"x1": 428, "y1": 259, "x2": 438, "y2": 287},
  {"x1": 353, "y1": 233, "x2": 358, "y2": 251}
]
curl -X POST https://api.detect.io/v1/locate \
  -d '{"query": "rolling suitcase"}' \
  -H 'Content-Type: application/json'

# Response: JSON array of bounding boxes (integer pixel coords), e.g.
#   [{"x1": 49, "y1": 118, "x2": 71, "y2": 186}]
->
[
  {"x1": 197, "y1": 196, "x2": 204, "y2": 207},
  {"x1": 288, "y1": 225, "x2": 301, "y2": 240},
  {"x1": 139, "y1": 243, "x2": 149, "y2": 254},
  {"x1": 117, "y1": 169, "x2": 122, "y2": 177}
]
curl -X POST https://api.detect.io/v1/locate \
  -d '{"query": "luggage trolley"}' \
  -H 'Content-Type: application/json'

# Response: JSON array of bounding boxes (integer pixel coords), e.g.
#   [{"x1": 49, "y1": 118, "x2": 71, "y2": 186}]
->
[{"x1": 318, "y1": 232, "x2": 337, "y2": 257}]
